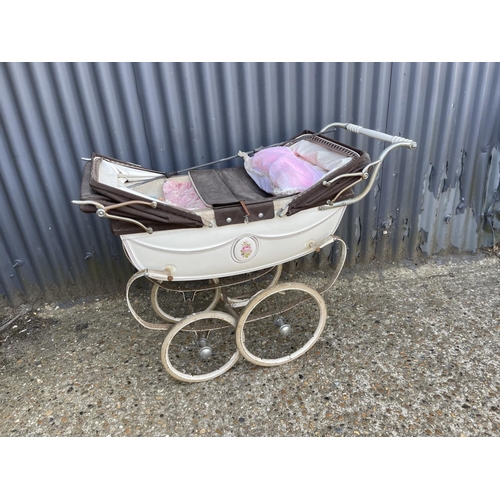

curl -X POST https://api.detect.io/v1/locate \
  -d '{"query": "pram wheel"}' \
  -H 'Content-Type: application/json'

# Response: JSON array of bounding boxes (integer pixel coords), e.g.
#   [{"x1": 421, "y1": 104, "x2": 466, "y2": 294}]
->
[
  {"x1": 151, "y1": 280, "x2": 221, "y2": 323},
  {"x1": 235, "y1": 282, "x2": 327, "y2": 367},
  {"x1": 161, "y1": 311, "x2": 240, "y2": 383}
]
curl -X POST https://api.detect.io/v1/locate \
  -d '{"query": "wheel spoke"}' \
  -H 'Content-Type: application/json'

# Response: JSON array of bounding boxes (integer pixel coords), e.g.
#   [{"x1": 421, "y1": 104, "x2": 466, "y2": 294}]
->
[
  {"x1": 151, "y1": 283, "x2": 220, "y2": 323},
  {"x1": 223, "y1": 265, "x2": 282, "y2": 304}
]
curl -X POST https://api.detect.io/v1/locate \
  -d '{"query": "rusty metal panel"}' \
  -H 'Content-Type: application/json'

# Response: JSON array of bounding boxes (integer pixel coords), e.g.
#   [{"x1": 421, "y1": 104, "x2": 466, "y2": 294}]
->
[{"x1": 1, "y1": 62, "x2": 499, "y2": 304}]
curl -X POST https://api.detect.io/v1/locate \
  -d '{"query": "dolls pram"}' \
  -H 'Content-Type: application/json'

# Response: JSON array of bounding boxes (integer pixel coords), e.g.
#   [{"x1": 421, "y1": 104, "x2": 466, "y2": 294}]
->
[{"x1": 73, "y1": 122, "x2": 416, "y2": 382}]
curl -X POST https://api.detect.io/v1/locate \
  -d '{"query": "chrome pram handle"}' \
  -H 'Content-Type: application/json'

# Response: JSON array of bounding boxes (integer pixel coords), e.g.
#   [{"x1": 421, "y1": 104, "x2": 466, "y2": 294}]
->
[
  {"x1": 320, "y1": 122, "x2": 417, "y2": 150},
  {"x1": 313, "y1": 122, "x2": 417, "y2": 211}
]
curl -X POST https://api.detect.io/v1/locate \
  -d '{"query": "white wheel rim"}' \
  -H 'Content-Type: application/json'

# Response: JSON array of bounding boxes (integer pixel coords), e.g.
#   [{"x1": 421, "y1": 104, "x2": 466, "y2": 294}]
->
[
  {"x1": 161, "y1": 311, "x2": 239, "y2": 382},
  {"x1": 235, "y1": 282, "x2": 327, "y2": 367}
]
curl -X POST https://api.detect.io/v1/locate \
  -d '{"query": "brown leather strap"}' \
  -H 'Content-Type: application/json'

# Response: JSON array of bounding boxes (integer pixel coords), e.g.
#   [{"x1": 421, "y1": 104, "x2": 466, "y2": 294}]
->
[{"x1": 239, "y1": 200, "x2": 251, "y2": 217}]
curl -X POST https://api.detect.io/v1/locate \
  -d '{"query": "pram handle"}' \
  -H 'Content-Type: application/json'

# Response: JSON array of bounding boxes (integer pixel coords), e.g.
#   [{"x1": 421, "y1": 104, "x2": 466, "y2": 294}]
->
[
  {"x1": 320, "y1": 122, "x2": 417, "y2": 150},
  {"x1": 313, "y1": 123, "x2": 417, "y2": 211}
]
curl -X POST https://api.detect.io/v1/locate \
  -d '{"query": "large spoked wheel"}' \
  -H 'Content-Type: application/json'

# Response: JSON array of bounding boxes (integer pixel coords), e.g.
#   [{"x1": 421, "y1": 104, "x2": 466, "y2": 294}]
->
[
  {"x1": 235, "y1": 282, "x2": 327, "y2": 367},
  {"x1": 161, "y1": 311, "x2": 240, "y2": 383},
  {"x1": 151, "y1": 281, "x2": 221, "y2": 323}
]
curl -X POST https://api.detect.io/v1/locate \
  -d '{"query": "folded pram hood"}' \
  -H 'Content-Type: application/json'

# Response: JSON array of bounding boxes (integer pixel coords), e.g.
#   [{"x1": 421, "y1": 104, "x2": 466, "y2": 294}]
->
[{"x1": 79, "y1": 153, "x2": 204, "y2": 235}]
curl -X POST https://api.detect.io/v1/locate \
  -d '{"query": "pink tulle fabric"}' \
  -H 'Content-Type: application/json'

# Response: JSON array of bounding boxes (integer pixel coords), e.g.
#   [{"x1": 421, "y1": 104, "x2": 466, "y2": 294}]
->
[
  {"x1": 247, "y1": 147, "x2": 324, "y2": 195},
  {"x1": 162, "y1": 179, "x2": 207, "y2": 210}
]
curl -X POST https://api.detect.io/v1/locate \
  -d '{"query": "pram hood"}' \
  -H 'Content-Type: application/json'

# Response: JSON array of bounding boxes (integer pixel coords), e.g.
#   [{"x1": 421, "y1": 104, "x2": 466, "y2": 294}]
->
[{"x1": 79, "y1": 153, "x2": 204, "y2": 235}]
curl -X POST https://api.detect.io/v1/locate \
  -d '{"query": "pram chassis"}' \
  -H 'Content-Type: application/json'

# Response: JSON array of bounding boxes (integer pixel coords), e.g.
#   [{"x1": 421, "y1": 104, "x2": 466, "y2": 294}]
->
[{"x1": 73, "y1": 122, "x2": 416, "y2": 382}]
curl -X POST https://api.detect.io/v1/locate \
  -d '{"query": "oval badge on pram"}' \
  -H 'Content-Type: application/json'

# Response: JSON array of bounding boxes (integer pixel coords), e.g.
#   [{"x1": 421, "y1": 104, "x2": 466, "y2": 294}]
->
[{"x1": 232, "y1": 236, "x2": 259, "y2": 263}]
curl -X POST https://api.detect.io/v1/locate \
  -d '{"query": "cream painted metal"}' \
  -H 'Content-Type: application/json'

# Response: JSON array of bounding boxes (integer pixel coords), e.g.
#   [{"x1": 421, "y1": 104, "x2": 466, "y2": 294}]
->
[
  {"x1": 87, "y1": 155, "x2": 347, "y2": 280},
  {"x1": 121, "y1": 204, "x2": 346, "y2": 280}
]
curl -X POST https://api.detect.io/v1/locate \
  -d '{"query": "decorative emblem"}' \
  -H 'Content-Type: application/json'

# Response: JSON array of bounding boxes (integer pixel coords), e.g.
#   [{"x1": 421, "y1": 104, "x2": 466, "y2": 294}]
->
[
  {"x1": 240, "y1": 240, "x2": 253, "y2": 259},
  {"x1": 232, "y1": 236, "x2": 259, "y2": 263}
]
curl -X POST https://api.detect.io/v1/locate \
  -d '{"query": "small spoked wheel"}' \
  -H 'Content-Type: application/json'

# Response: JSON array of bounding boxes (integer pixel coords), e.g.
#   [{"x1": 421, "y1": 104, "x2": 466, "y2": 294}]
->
[
  {"x1": 151, "y1": 281, "x2": 221, "y2": 323},
  {"x1": 161, "y1": 311, "x2": 240, "y2": 383},
  {"x1": 223, "y1": 264, "x2": 282, "y2": 307},
  {"x1": 235, "y1": 282, "x2": 327, "y2": 367}
]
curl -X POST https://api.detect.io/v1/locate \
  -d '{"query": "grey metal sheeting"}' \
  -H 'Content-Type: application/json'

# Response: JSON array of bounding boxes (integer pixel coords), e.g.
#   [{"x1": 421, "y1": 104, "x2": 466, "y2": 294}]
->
[{"x1": 1, "y1": 62, "x2": 499, "y2": 304}]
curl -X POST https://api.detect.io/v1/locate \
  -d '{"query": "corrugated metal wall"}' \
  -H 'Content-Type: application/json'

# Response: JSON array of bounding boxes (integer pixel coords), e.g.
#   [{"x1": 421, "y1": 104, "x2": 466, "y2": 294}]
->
[{"x1": 1, "y1": 62, "x2": 499, "y2": 305}]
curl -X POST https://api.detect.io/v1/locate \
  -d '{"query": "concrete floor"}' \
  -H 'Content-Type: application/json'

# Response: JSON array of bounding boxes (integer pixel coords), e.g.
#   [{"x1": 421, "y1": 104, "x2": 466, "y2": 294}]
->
[{"x1": 1, "y1": 252, "x2": 499, "y2": 437}]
